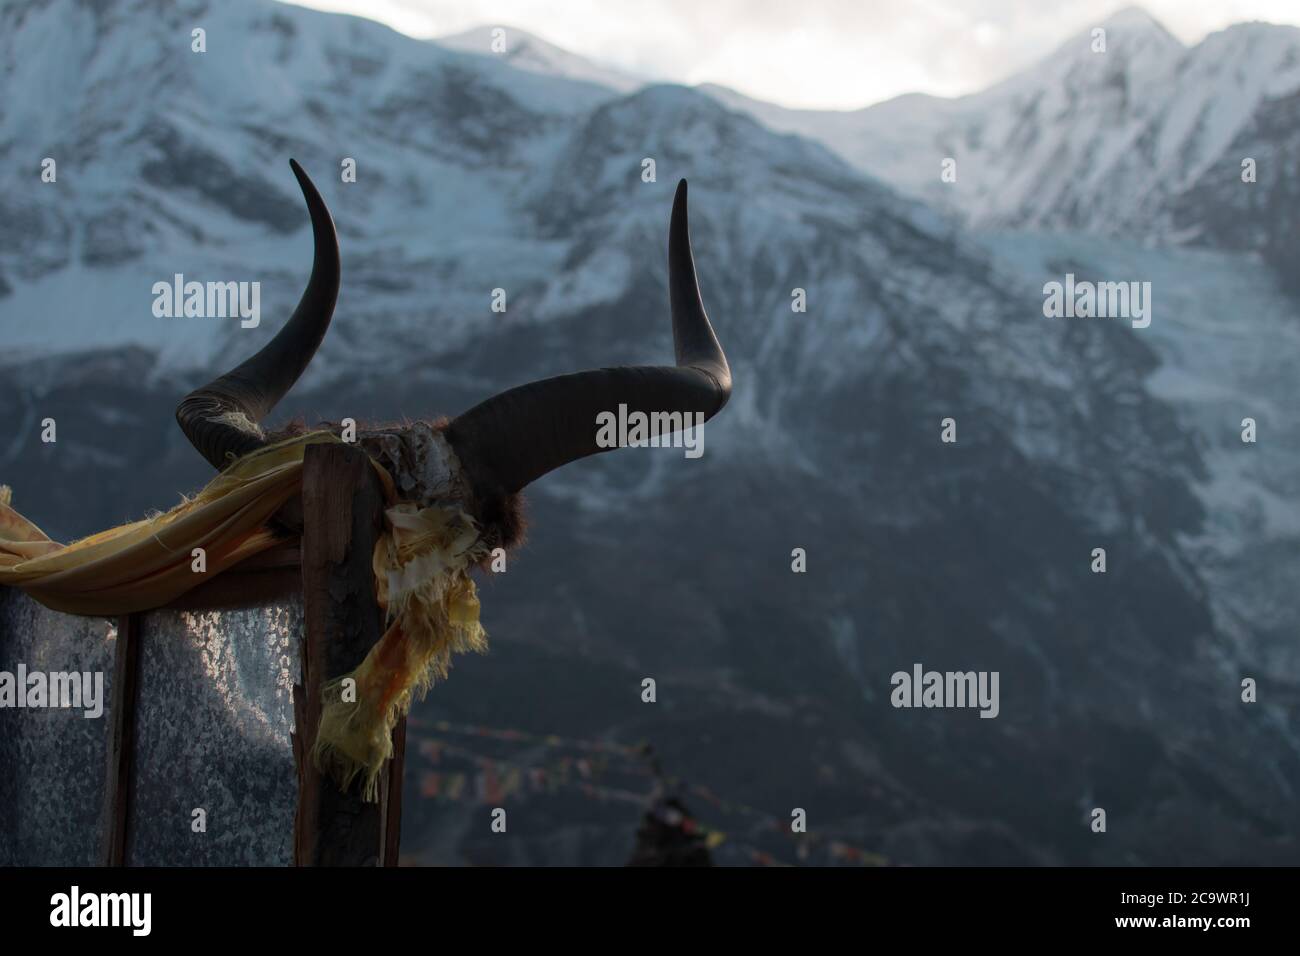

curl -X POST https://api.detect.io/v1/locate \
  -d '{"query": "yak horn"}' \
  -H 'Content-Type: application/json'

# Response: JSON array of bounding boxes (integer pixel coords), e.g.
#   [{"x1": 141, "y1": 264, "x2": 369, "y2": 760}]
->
[
  {"x1": 446, "y1": 179, "x2": 731, "y2": 497},
  {"x1": 175, "y1": 159, "x2": 340, "y2": 469}
]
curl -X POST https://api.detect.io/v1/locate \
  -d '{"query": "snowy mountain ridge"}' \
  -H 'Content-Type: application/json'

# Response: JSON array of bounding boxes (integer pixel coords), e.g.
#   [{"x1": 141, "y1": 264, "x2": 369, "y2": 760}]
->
[
  {"x1": 704, "y1": 7, "x2": 1300, "y2": 239},
  {"x1": 435, "y1": 24, "x2": 645, "y2": 94},
  {"x1": 0, "y1": 0, "x2": 1295, "y2": 867}
]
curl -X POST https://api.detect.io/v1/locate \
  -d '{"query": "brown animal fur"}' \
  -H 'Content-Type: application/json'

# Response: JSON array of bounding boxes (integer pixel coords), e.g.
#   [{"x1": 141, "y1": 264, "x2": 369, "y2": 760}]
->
[{"x1": 267, "y1": 416, "x2": 527, "y2": 556}]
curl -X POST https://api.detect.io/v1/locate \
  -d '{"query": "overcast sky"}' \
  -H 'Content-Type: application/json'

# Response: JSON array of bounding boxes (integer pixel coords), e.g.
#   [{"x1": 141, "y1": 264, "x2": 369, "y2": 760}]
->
[{"x1": 287, "y1": 0, "x2": 1300, "y2": 109}]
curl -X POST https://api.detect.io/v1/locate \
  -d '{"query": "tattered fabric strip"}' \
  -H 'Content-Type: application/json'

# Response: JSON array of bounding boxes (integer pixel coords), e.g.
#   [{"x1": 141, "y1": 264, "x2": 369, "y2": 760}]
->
[{"x1": 313, "y1": 501, "x2": 489, "y2": 801}]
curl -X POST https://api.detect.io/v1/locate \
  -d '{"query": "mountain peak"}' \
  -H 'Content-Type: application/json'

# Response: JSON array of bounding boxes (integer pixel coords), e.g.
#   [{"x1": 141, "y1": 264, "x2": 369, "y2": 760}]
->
[
  {"x1": 1100, "y1": 5, "x2": 1172, "y2": 33},
  {"x1": 1018, "y1": 5, "x2": 1182, "y2": 64},
  {"x1": 1075, "y1": 5, "x2": 1183, "y2": 53},
  {"x1": 434, "y1": 23, "x2": 643, "y2": 92},
  {"x1": 436, "y1": 23, "x2": 551, "y2": 53}
]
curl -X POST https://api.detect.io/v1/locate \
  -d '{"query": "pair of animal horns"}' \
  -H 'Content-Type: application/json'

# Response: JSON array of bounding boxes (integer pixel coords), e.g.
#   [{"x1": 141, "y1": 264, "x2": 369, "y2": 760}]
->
[{"x1": 175, "y1": 160, "x2": 732, "y2": 496}]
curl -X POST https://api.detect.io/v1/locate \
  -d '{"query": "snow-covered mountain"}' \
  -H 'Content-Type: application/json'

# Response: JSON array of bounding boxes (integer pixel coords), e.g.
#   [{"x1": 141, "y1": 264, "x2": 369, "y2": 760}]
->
[
  {"x1": 1166, "y1": 82, "x2": 1300, "y2": 291},
  {"x1": 436, "y1": 24, "x2": 644, "y2": 94},
  {"x1": 1, "y1": 0, "x2": 1296, "y2": 866},
  {"x1": 703, "y1": 7, "x2": 1300, "y2": 243}
]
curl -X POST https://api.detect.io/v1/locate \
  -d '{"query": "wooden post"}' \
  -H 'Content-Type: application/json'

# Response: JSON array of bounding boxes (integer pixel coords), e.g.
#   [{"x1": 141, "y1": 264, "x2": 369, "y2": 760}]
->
[
  {"x1": 382, "y1": 717, "x2": 407, "y2": 866},
  {"x1": 102, "y1": 612, "x2": 141, "y2": 866},
  {"x1": 293, "y1": 442, "x2": 401, "y2": 866}
]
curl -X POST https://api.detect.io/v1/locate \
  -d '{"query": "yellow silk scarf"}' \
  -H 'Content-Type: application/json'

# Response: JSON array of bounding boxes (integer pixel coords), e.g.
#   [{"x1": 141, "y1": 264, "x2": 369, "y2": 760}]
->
[{"x1": 0, "y1": 431, "x2": 487, "y2": 801}]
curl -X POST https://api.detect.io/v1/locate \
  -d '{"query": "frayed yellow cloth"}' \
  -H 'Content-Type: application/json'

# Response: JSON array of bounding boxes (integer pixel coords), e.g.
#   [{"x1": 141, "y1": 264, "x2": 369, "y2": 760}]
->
[
  {"x1": 0, "y1": 432, "x2": 342, "y2": 614},
  {"x1": 0, "y1": 431, "x2": 489, "y2": 801},
  {"x1": 315, "y1": 503, "x2": 489, "y2": 800}
]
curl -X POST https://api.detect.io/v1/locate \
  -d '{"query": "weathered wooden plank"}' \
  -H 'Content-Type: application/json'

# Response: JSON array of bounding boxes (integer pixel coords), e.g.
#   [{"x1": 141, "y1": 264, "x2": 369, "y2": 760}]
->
[
  {"x1": 293, "y1": 443, "x2": 391, "y2": 866},
  {"x1": 101, "y1": 612, "x2": 141, "y2": 866},
  {"x1": 382, "y1": 717, "x2": 407, "y2": 866},
  {"x1": 161, "y1": 544, "x2": 302, "y2": 611}
]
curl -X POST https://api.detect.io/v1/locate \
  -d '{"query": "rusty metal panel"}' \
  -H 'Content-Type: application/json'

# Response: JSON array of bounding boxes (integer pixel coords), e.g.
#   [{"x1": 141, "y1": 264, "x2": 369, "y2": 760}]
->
[
  {"x1": 126, "y1": 599, "x2": 304, "y2": 866},
  {"x1": 0, "y1": 589, "x2": 116, "y2": 866}
]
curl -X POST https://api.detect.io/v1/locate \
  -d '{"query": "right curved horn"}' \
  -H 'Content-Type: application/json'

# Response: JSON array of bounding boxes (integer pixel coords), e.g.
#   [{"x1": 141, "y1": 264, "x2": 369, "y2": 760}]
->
[
  {"x1": 175, "y1": 159, "x2": 340, "y2": 469},
  {"x1": 445, "y1": 179, "x2": 731, "y2": 498}
]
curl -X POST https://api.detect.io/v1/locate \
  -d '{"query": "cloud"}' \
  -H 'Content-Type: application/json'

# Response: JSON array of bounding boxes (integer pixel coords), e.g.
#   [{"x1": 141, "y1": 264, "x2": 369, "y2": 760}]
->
[{"x1": 286, "y1": 0, "x2": 1300, "y2": 109}]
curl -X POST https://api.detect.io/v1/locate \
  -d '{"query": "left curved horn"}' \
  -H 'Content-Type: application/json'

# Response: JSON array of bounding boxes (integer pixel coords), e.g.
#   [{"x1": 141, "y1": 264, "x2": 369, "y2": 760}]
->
[
  {"x1": 175, "y1": 159, "x2": 340, "y2": 469},
  {"x1": 445, "y1": 179, "x2": 731, "y2": 497}
]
